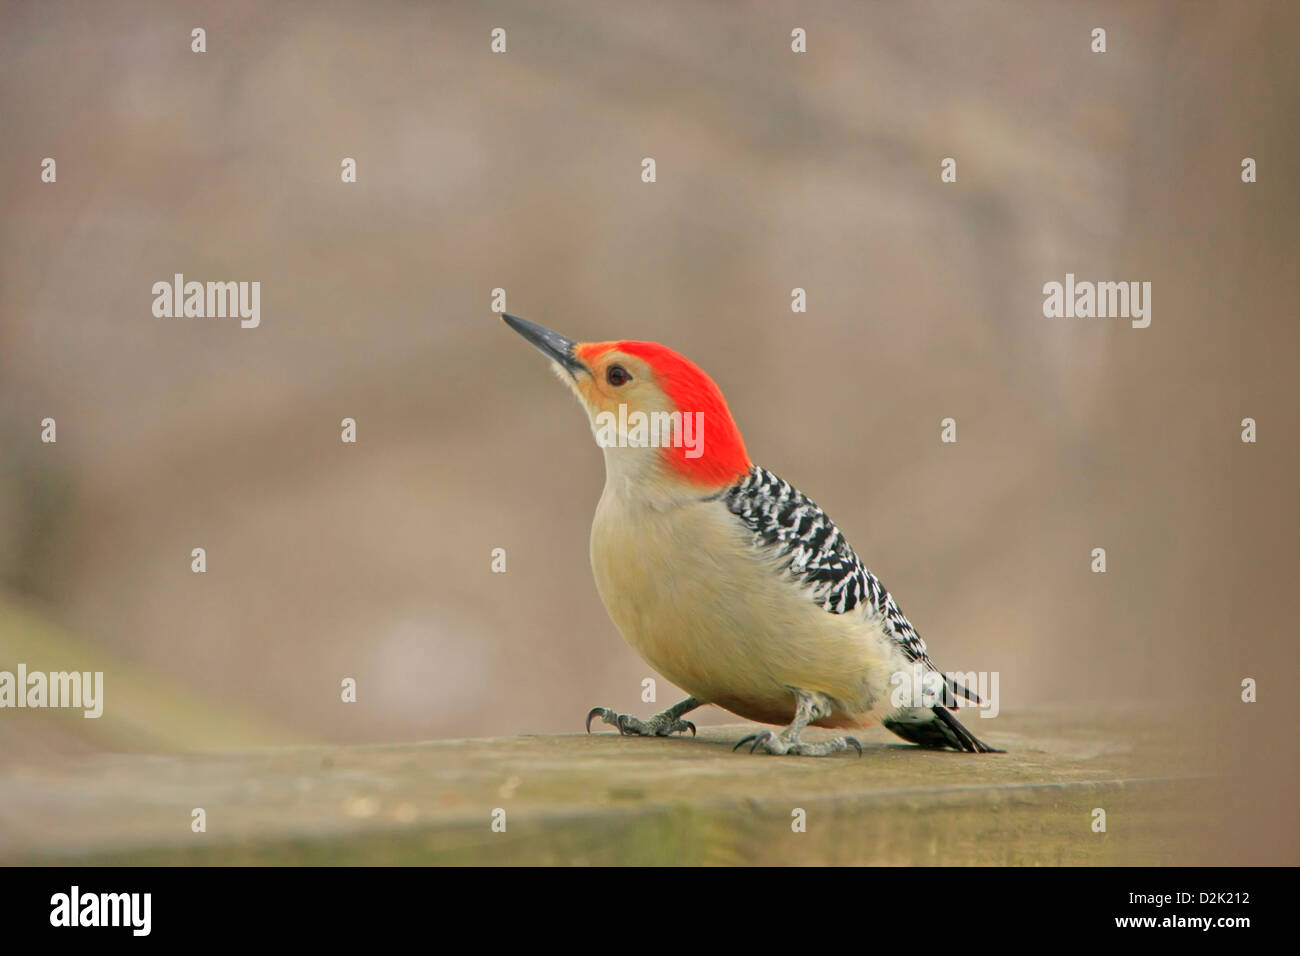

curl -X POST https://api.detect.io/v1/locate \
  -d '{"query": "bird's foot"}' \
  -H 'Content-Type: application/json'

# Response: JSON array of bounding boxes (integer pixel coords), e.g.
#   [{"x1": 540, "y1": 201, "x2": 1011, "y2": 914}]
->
[
  {"x1": 585, "y1": 706, "x2": 696, "y2": 738},
  {"x1": 732, "y1": 729, "x2": 862, "y2": 758}
]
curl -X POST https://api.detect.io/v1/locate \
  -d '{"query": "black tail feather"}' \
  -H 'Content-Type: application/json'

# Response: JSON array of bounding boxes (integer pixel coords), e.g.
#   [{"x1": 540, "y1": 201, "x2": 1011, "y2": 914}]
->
[
  {"x1": 943, "y1": 674, "x2": 982, "y2": 706},
  {"x1": 882, "y1": 706, "x2": 1004, "y2": 753}
]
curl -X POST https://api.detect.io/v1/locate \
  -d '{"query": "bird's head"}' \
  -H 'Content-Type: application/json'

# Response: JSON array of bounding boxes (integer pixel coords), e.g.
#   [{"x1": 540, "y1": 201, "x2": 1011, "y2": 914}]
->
[{"x1": 503, "y1": 313, "x2": 750, "y2": 491}]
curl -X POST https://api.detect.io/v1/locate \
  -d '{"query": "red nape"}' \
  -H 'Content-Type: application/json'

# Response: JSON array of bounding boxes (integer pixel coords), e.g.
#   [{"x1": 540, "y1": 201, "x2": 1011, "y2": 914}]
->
[{"x1": 612, "y1": 340, "x2": 751, "y2": 488}]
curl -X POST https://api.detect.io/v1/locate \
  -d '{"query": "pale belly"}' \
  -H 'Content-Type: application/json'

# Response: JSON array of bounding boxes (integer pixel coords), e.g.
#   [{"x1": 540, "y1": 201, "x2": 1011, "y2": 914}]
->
[{"x1": 589, "y1": 488, "x2": 898, "y2": 728}]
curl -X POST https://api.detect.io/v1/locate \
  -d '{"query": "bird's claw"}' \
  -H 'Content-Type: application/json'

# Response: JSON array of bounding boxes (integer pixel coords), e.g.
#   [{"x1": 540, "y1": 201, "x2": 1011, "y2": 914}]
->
[
  {"x1": 585, "y1": 707, "x2": 612, "y2": 734},
  {"x1": 733, "y1": 730, "x2": 863, "y2": 757},
  {"x1": 733, "y1": 731, "x2": 773, "y2": 753},
  {"x1": 585, "y1": 706, "x2": 696, "y2": 737}
]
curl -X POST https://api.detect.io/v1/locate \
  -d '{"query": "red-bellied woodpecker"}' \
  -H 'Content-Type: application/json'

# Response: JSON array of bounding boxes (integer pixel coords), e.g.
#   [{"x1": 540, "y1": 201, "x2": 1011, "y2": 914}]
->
[{"x1": 504, "y1": 313, "x2": 1002, "y2": 756}]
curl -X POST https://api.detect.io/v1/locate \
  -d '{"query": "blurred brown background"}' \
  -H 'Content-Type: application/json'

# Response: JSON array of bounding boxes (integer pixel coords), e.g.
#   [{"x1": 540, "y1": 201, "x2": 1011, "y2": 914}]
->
[{"x1": 1, "y1": 1, "x2": 1297, "y2": 861}]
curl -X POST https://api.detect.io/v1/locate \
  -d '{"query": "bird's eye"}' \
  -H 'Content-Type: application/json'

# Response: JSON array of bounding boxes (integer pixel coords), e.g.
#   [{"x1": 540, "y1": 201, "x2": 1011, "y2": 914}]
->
[{"x1": 606, "y1": 364, "x2": 631, "y2": 387}]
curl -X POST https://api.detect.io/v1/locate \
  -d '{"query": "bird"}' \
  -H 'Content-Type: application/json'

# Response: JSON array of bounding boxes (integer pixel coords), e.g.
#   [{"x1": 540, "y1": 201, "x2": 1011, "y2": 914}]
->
[{"x1": 503, "y1": 312, "x2": 1002, "y2": 756}]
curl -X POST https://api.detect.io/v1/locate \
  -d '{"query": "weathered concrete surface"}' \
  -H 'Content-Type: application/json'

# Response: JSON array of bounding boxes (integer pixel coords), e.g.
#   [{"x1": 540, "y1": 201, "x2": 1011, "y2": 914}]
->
[{"x1": 0, "y1": 709, "x2": 1213, "y2": 865}]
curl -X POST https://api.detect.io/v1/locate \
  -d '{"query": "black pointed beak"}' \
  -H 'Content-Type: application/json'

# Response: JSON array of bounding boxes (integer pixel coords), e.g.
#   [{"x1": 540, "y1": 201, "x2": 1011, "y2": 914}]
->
[{"x1": 502, "y1": 313, "x2": 587, "y2": 377}]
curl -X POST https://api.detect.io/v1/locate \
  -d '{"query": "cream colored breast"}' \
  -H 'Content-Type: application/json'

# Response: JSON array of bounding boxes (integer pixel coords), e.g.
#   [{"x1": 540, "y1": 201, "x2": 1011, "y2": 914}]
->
[{"x1": 588, "y1": 479, "x2": 897, "y2": 721}]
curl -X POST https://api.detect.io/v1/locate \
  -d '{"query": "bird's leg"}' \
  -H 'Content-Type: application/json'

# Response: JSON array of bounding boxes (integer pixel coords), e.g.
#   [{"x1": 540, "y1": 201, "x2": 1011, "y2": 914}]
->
[
  {"x1": 586, "y1": 696, "x2": 700, "y2": 738},
  {"x1": 734, "y1": 689, "x2": 862, "y2": 757}
]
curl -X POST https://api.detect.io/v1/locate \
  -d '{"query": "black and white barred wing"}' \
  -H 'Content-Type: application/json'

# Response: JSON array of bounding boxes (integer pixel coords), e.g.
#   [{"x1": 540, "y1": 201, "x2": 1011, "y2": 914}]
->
[{"x1": 721, "y1": 465, "x2": 975, "y2": 701}]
